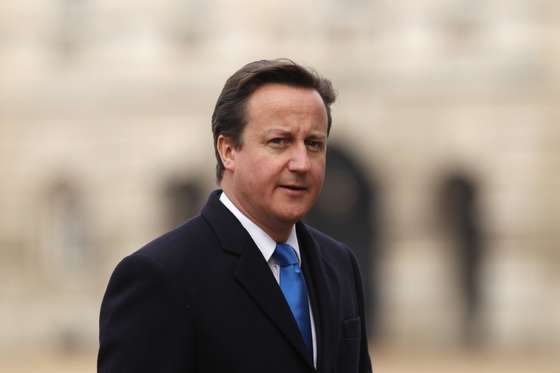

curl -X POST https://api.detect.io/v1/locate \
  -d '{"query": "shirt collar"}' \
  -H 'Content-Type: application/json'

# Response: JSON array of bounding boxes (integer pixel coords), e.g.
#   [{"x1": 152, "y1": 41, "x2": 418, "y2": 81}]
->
[{"x1": 219, "y1": 191, "x2": 301, "y2": 263}]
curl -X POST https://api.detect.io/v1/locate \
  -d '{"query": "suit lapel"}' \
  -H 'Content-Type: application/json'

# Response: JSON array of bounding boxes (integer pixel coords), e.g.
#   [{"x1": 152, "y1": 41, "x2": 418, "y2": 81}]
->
[
  {"x1": 201, "y1": 191, "x2": 314, "y2": 368},
  {"x1": 234, "y1": 248, "x2": 314, "y2": 368},
  {"x1": 297, "y1": 222, "x2": 340, "y2": 373}
]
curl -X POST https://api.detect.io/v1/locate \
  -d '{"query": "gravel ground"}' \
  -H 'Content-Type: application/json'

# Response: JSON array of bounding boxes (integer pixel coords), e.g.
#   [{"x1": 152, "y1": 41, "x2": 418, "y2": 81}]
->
[{"x1": 1, "y1": 347, "x2": 557, "y2": 372}]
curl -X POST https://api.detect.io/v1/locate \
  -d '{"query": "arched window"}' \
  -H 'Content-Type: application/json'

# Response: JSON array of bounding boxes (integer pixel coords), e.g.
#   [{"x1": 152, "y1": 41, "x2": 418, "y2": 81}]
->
[
  {"x1": 163, "y1": 177, "x2": 205, "y2": 230},
  {"x1": 40, "y1": 178, "x2": 91, "y2": 283},
  {"x1": 169, "y1": 0, "x2": 209, "y2": 48},
  {"x1": 55, "y1": 0, "x2": 89, "y2": 60}
]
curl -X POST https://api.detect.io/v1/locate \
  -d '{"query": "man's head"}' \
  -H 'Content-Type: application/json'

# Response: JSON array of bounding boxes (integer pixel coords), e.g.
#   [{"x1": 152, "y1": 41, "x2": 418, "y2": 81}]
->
[
  {"x1": 212, "y1": 59, "x2": 336, "y2": 182},
  {"x1": 212, "y1": 59, "x2": 336, "y2": 240}
]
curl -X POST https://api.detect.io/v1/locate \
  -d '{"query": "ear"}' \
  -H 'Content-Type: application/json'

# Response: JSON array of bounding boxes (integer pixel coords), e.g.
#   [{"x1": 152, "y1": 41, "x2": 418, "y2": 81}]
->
[{"x1": 217, "y1": 135, "x2": 236, "y2": 172}]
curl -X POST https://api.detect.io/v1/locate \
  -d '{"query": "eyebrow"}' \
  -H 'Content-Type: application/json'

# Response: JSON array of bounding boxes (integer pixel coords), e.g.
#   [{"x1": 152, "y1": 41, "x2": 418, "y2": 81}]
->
[
  {"x1": 263, "y1": 129, "x2": 326, "y2": 139},
  {"x1": 264, "y1": 128, "x2": 291, "y2": 134},
  {"x1": 263, "y1": 129, "x2": 292, "y2": 137},
  {"x1": 306, "y1": 133, "x2": 327, "y2": 140}
]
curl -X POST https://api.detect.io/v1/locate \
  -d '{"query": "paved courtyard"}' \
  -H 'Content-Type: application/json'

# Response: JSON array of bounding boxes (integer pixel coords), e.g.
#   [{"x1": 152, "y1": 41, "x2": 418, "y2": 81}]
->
[{"x1": 1, "y1": 346, "x2": 557, "y2": 372}]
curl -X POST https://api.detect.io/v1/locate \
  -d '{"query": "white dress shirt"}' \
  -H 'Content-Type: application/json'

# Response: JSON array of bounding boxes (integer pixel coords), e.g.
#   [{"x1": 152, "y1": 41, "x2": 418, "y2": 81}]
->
[{"x1": 220, "y1": 191, "x2": 317, "y2": 367}]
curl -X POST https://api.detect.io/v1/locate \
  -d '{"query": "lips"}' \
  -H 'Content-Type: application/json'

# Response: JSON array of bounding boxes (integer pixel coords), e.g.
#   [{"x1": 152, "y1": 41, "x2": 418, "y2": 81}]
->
[{"x1": 279, "y1": 184, "x2": 307, "y2": 191}]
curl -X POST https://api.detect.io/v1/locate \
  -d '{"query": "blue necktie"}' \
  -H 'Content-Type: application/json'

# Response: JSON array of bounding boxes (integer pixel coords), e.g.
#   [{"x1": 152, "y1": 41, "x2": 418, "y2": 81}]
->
[{"x1": 273, "y1": 243, "x2": 313, "y2": 356}]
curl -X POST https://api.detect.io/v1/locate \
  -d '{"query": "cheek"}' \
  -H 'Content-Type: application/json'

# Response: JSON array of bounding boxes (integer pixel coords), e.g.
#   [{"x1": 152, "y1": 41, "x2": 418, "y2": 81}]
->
[
  {"x1": 256, "y1": 156, "x2": 284, "y2": 175},
  {"x1": 312, "y1": 160, "x2": 326, "y2": 182},
  {"x1": 248, "y1": 158, "x2": 281, "y2": 188}
]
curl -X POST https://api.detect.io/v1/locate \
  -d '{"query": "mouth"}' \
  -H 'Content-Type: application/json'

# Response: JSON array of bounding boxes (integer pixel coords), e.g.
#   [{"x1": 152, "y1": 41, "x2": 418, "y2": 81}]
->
[{"x1": 279, "y1": 185, "x2": 308, "y2": 192}]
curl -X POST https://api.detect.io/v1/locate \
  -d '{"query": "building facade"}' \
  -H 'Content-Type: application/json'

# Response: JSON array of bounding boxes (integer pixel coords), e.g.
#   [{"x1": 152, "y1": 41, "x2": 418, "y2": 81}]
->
[{"x1": 1, "y1": 0, "x2": 559, "y2": 352}]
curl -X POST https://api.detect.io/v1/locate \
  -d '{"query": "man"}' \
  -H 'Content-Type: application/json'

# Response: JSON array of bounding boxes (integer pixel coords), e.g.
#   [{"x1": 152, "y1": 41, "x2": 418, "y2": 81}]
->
[{"x1": 98, "y1": 59, "x2": 372, "y2": 373}]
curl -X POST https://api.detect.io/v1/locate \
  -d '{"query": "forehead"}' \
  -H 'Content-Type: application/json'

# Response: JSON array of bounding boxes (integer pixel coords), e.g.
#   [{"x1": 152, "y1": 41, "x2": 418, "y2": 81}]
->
[{"x1": 245, "y1": 83, "x2": 327, "y2": 129}]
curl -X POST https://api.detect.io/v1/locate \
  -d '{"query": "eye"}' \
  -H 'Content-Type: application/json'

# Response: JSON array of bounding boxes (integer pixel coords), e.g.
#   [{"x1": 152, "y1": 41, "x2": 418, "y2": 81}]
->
[
  {"x1": 305, "y1": 139, "x2": 325, "y2": 152},
  {"x1": 269, "y1": 137, "x2": 289, "y2": 147}
]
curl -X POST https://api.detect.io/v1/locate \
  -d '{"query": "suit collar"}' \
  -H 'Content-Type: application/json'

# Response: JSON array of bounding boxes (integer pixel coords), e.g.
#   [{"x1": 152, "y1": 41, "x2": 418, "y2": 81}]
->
[
  {"x1": 200, "y1": 190, "x2": 246, "y2": 256},
  {"x1": 201, "y1": 190, "x2": 315, "y2": 368},
  {"x1": 219, "y1": 191, "x2": 301, "y2": 263}
]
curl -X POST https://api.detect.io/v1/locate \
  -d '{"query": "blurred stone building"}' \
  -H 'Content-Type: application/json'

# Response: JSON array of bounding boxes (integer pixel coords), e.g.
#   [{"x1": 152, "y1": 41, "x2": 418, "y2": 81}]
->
[{"x1": 1, "y1": 0, "x2": 559, "y2": 353}]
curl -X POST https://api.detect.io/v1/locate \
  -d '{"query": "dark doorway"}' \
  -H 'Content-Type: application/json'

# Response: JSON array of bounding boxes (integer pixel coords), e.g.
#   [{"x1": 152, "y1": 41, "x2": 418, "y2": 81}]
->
[
  {"x1": 304, "y1": 144, "x2": 383, "y2": 339},
  {"x1": 438, "y1": 172, "x2": 485, "y2": 347}
]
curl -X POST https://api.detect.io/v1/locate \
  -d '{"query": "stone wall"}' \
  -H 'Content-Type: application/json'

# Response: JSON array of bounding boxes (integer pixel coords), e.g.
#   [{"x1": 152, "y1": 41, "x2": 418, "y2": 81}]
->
[{"x1": 1, "y1": 0, "x2": 559, "y2": 351}]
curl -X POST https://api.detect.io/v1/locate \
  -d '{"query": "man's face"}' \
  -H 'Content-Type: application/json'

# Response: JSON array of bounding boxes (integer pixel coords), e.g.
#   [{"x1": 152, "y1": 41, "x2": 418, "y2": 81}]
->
[{"x1": 223, "y1": 83, "x2": 328, "y2": 235}]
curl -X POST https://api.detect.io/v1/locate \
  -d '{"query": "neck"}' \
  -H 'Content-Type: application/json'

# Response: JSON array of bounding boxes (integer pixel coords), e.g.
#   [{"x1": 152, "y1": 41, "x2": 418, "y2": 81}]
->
[
  {"x1": 220, "y1": 184, "x2": 294, "y2": 243},
  {"x1": 263, "y1": 224, "x2": 291, "y2": 243}
]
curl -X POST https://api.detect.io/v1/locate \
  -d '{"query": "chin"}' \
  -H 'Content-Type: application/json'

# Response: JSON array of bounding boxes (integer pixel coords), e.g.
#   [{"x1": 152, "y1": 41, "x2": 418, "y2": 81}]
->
[
  {"x1": 272, "y1": 199, "x2": 314, "y2": 223},
  {"x1": 277, "y1": 209, "x2": 308, "y2": 224}
]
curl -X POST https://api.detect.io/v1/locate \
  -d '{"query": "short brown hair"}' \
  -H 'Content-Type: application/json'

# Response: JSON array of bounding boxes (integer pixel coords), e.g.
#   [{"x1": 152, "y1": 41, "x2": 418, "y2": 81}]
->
[{"x1": 211, "y1": 58, "x2": 336, "y2": 181}]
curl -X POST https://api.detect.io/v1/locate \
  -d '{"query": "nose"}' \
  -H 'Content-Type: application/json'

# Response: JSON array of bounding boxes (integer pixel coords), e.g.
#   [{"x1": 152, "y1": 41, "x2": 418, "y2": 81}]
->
[{"x1": 288, "y1": 144, "x2": 311, "y2": 173}]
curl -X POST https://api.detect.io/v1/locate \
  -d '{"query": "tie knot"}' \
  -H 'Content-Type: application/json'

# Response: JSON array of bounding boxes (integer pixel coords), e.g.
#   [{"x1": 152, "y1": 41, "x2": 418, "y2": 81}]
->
[{"x1": 273, "y1": 243, "x2": 299, "y2": 267}]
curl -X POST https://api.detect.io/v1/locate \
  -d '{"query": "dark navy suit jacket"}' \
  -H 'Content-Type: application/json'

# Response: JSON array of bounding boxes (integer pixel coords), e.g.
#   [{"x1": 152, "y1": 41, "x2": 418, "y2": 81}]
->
[{"x1": 98, "y1": 190, "x2": 372, "y2": 373}]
